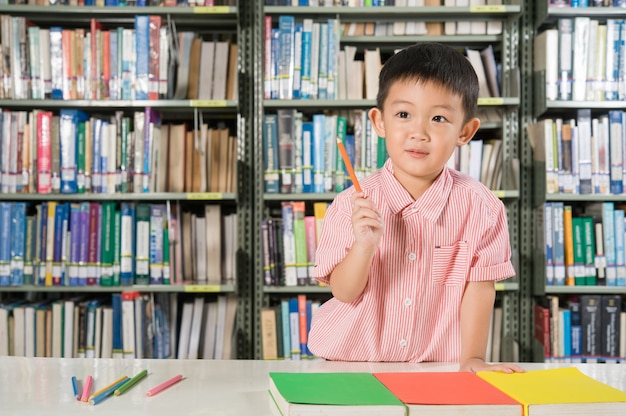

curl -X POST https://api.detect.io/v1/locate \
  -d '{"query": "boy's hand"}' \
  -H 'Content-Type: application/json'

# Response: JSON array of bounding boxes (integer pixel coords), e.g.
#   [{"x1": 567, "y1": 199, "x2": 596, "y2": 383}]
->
[
  {"x1": 460, "y1": 357, "x2": 525, "y2": 374},
  {"x1": 350, "y1": 192, "x2": 383, "y2": 250}
]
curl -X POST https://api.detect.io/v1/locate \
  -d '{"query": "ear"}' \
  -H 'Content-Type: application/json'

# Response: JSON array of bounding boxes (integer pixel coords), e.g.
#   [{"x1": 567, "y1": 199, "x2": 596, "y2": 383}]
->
[
  {"x1": 457, "y1": 117, "x2": 480, "y2": 146},
  {"x1": 368, "y1": 107, "x2": 385, "y2": 138}
]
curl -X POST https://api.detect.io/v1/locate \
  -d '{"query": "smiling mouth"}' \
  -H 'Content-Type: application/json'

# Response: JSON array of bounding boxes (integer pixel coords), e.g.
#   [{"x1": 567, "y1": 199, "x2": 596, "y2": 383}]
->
[{"x1": 407, "y1": 149, "x2": 428, "y2": 157}]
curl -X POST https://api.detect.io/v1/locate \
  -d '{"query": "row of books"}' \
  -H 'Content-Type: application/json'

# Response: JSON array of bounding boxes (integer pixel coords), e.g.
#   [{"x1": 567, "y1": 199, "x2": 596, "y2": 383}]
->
[
  {"x1": 0, "y1": 108, "x2": 236, "y2": 195},
  {"x1": 535, "y1": 18, "x2": 626, "y2": 102},
  {"x1": 260, "y1": 295, "x2": 320, "y2": 360},
  {"x1": 264, "y1": 15, "x2": 501, "y2": 101},
  {"x1": 0, "y1": 15, "x2": 237, "y2": 101},
  {"x1": 0, "y1": 201, "x2": 236, "y2": 287},
  {"x1": 263, "y1": 110, "x2": 388, "y2": 195},
  {"x1": 269, "y1": 367, "x2": 626, "y2": 416},
  {"x1": 448, "y1": 138, "x2": 503, "y2": 191},
  {"x1": 261, "y1": 201, "x2": 328, "y2": 287},
  {"x1": 535, "y1": 295, "x2": 626, "y2": 363},
  {"x1": 14, "y1": 1, "x2": 234, "y2": 6},
  {"x1": 549, "y1": 0, "x2": 626, "y2": 7},
  {"x1": 539, "y1": 202, "x2": 626, "y2": 287},
  {"x1": 0, "y1": 292, "x2": 238, "y2": 359},
  {"x1": 527, "y1": 110, "x2": 626, "y2": 195}
]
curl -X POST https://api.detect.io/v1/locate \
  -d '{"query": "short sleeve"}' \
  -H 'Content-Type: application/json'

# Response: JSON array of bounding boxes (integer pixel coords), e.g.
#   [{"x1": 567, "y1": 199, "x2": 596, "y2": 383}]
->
[
  {"x1": 312, "y1": 192, "x2": 355, "y2": 285},
  {"x1": 468, "y1": 201, "x2": 516, "y2": 282}
]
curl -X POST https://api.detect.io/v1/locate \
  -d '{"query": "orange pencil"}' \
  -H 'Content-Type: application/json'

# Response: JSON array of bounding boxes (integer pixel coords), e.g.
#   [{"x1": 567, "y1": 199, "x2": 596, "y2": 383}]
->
[{"x1": 336, "y1": 136, "x2": 362, "y2": 193}]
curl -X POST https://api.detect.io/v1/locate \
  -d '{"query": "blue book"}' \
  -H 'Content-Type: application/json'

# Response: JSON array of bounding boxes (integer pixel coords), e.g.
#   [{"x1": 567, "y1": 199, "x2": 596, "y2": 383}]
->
[
  {"x1": 60, "y1": 109, "x2": 89, "y2": 194},
  {"x1": 271, "y1": 28, "x2": 280, "y2": 100},
  {"x1": 326, "y1": 19, "x2": 339, "y2": 100},
  {"x1": 569, "y1": 299, "x2": 583, "y2": 362},
  {"x1": 562, "y1": 308, "x2": 571, "y2": 361},
  {"x1": 0, "y1": 203, "x2": 13, "y2": 286},
  {"x1": 280, "y1": 299, "x2": 290, "y2": 360},
  {"x1": 288, "y1": 298, "x2": 300, "y2": 360},
  {"x1": 300, "y1": 19, "x2": 312, "y2": 99},
  {"x1": 135, "y1": 15, "x2": 150, "y2": 100},
  {"x1": 615, "y1": 209, "x2": 626, "y2": 286},
  {"x1": 111, "y1": 293, "x2": 124, "y2": 358},
  {"x1": 552, "y1": 202, "x2": 566, "y2": 286},
  {"x1": 109, "y1": 29, "x2": 119, "y2": 100},
  {"x1": 52, "y1": 203, "x2": 66, "y2": 286},
  {"x1": 10, "y1": 202, "x2": 26, "y2": 286},
  {"x1": 278, "y1": 15, "x2": 295, "y2": 100}
]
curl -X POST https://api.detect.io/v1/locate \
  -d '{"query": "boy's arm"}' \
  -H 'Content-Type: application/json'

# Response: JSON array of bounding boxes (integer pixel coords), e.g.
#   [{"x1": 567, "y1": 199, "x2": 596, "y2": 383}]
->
[
  {"x1": 459, "y1": 281, "x2": 524, "y2": 373},
  {"x1": 328, "y1": 193, "x2": 383, "y2": 303}
]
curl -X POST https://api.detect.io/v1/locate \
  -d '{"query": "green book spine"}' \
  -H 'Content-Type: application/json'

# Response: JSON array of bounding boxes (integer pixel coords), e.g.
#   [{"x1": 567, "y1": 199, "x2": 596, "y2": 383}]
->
[
  {"x1": 582, "y1": 216, "x2": 596, "y2": 286},
  {"x1": 112, "y1": 209, "x2": 121, "y2": 286},
  {"x1": 77, "y1": 120, "x2": 86, "y2": 193},
  {"x1": 100, "y1": 202, "x2": 114, "y2": 287},
  {"x1": 572, "y1": 216, "x2": 585, "y2": 286},
  {"x1": 163, "y1": 223, "x2": 170, "y2": 285}
]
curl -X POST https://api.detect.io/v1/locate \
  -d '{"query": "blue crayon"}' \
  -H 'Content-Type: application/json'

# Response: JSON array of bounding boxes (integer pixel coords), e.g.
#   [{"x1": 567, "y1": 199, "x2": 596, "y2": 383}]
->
[{"x1": 71, "y1": 376, "x2": 80, "y2": 400}]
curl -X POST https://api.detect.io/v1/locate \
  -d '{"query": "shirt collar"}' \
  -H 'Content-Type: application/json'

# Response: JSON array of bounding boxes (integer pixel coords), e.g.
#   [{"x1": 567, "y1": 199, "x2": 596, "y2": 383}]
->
[{"x1": 380, "y1": 159, "x2": 453, "y2": 222}]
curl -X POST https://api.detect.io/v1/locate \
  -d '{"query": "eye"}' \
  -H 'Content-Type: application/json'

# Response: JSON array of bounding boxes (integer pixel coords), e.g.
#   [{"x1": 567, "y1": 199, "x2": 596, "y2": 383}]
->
[
  {"x1": 432, "y1": 115, "x2": 448, "y2": 123},
  {"x1": 396, "y1": 111, "x2": 409, "y2": 119}
]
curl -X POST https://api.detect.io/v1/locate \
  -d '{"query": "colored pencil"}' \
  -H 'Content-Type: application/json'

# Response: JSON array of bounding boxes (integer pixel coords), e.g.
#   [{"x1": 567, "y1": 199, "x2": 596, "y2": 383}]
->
[
  {"x1": 71, "y1": 376, "x2": 79, "y2": 400},
  {"x1": 80, "y1": 375, "x2": 93, "y2": 402},
  {"x1": 114, "y1": 369, "x2": 148, "y2": 396},
  {"x1": 88, "y1": 376, "x2": 128, "y2": 401},
  {"x1": 90, "y1": 378, "x2": 129, "y2": 405},
  {"x1": 146, "y1": 375, "x2": 184, "y2": 397},
  {"x1": 336, "y1": 136, "x2": 362, "y2": 193}
]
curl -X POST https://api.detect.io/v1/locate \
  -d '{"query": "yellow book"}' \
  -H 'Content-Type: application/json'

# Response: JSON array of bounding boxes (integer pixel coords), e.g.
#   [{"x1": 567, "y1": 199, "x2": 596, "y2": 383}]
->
[{"x1": 478, "y1": 367, "x2": 626, "y2": 416}]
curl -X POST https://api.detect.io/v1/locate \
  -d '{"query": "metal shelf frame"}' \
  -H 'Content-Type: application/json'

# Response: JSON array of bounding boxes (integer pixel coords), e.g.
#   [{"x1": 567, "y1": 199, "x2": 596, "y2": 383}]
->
[{"x1": 252, "y1": 3, "x2": 524, "y2": 361}]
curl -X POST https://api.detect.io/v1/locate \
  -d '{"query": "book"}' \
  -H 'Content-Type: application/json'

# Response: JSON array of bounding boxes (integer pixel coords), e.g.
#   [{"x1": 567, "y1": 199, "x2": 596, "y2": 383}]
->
[
  {"x1": 478, "y1": 367, "x2": 626, "y2": 416},
  {"x1": 268, "y1": 372, "x2": 406, "y2": 416},
  {"x1": 373, "y1": 372, "x2": 522, "y2": 416}
]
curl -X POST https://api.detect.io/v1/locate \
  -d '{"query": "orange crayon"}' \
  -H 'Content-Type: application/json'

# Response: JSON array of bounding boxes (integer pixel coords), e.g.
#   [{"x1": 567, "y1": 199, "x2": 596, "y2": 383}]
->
[{"x1": 336, "y1": 137, "x2": 362, "y2": 193}]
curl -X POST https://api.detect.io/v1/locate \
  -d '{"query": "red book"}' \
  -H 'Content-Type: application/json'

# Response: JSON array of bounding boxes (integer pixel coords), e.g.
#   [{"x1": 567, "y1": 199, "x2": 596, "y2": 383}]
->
[{"x1": 373, "y1": 372, "x2": 522, "y2": 416}]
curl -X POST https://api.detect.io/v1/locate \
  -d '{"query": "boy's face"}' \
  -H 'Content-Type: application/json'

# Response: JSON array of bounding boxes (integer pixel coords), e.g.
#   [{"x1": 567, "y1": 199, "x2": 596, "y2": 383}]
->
[{"x1": 369, "y1": 79, "x2": 479, "y2": 195}]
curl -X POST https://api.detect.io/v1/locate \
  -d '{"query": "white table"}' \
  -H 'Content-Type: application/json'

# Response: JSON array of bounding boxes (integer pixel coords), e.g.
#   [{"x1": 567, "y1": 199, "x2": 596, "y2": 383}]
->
[{"x1": 1, "y1": 357, "x2": 625, "y2": 415}]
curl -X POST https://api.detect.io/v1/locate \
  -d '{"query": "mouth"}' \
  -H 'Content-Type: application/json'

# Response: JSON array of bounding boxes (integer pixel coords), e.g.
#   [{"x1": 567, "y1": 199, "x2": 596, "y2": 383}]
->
[{"x1": 406, "y1": 149, "x2": 428, "y2": 158}]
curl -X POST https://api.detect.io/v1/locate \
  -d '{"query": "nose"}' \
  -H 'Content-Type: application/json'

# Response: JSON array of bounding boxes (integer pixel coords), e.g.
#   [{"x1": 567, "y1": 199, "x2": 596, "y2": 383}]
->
[{"x1": 410, "y1": 121, "x2": 429, "y2": 141}]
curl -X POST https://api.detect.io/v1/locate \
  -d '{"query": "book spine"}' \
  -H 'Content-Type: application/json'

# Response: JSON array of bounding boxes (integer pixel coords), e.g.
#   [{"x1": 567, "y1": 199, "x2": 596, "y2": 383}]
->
[
  {"x1": 281, "y1": 202, "x2": 297, "y2": 286},
  {"x1": 0, "y1": 202, "x2": 12, "y2": 286},
  {"x1": 134, "y1": 203, "x2": 151, "y2": 285},
  {"x1": 135, "y1": 15, "x2": 150, "y2": 100},
  {"x1": 9, "y1": 202, "x2": 25, "y2": 286},
  {"x1": 68, "y1": 203, "x2": 81, "y2": 286},
  {"x1": 149, "y1": 204, "x2": 164, "y2": 285},
  {"x1": 292, "y1": 201, "x2": 308, "y2": 286},
  {"x1": 78, "y1": 202, "x2": 90, "y2": 286}
]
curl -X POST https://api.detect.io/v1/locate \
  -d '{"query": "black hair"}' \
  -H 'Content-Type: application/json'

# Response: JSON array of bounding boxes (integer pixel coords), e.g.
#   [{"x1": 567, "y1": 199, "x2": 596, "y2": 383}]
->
[{"x1": 376, "y1": 43, "x2": 479, "y2": 121}]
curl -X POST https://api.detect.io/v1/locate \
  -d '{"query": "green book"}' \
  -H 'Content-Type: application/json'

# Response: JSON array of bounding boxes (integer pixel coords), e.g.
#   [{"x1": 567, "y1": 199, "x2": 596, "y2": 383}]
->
[
  {"x1": 572, "y1": 217, "x2": 585, "y2": 286},
  {"x1": 268, "y1": 372, "x2": 406, "y2": 416},
  {"x1": 100, "y1": 202, "x2": 115, "y2": 287}
]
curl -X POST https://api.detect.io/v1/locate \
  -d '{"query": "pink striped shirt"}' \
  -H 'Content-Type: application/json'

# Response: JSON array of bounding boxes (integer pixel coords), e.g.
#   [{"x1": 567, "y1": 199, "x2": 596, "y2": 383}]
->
[{"x1": 308, "y1": 160, "x2": 515, "y2": 363}]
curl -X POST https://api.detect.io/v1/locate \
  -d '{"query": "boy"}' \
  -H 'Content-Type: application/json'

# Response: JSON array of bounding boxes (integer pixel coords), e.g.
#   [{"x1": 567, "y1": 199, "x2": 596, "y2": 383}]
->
[{"x1": 307, "y1": 43, "x2": 523, "y2": 373}]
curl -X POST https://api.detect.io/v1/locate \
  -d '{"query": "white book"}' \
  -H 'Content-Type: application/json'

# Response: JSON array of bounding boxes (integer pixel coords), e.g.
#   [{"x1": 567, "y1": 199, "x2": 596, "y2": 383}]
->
[
  {"x1": 585, "y1": 19, "x2": 599, "y2": 102},
  {"x1": 177, "y1": 302, "x2": 194, "y2": 359},
  {"x1": 198, "y1": 41, "x2": 215, "y2": 100},
  {"x1": 572, "y1": 17, "x2": 590, "y2": 101},
  {"x1": 468, "y1": 139, "x2": 483, "y2": 182},
  {"x1": 534, "y1": 29, "x2": 559, "y2": 101},
  {"x1": 195, "y1": 216, "x2": 207, "y2": 283},
  {"x1": 121, "y1": 294, "x2": 136, "y2": 359},
  {"x1": 205, "y1": 204, "x2": 222, "y2": 285},
  {"x1": 63, "y1": 299, "x2": 75, "y2": 358},
  {"x1": 187, "y1": 297, "x2": 204, "y2": 360},
  {"x1": 93, "y1": 305, "x2": 102, "y2": 359},
  {"x1": 12, "y1": 305, "x2": 25, "y2": 357},
  {"x1": 202, "y1": 300, "x2": 218, "y2": 359},
  {"x1": 469, "y1": 0, "x2": 487, "y2": 35},
  {"x1": 466, "y1": 49, "x2": 491, "y2": 98},
  {"x1": 212, "y1": 41, "x2": 229, "y2": 100},
  {"x1": 486, "y1": 0, "x2": 503, "y2": 34},
  {"x1": 51, "y1": 301, "x2": 63, "y2": 358}
]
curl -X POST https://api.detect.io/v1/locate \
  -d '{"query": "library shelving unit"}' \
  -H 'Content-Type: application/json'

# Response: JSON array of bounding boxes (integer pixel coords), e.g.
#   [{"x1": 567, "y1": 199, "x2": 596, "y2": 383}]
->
[
  {"x1": 530, "y1": 0, "x2": 626, "y2": 362},
  {"x1": 0, "y1": 4, "x2": 256, "y2": 360},
  {"x1": 252, "y1": 2, "x2": 523, "y2": 361}
]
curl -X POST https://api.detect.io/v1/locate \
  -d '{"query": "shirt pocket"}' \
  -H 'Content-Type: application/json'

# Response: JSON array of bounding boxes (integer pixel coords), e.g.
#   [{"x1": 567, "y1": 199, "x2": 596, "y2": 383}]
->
[{"x1": 431, "y1": 241, "x2": 469, "y2": 286}]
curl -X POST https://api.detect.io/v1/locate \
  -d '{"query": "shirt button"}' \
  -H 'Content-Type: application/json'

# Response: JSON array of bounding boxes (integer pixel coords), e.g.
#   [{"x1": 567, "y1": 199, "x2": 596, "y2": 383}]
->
[
  {"x1": 399, "y1": 339, "x2": 407, "y2": 348},
  {"x1": 411, "y1": 207, "x2": 418, "y2": 213},
  {"x1": 408, "y1": 252, "x2": 417, "y2": 261},
  {"x1": 404, "y1": 298, "x2": 412, "y2": 307}
]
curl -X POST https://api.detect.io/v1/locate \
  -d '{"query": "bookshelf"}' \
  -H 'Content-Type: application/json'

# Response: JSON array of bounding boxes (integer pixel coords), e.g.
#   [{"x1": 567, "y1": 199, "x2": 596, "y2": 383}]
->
[
  {"x1": 0, "y1": 3, "x2": 254, "y2": 360},
  {"x1": 253, "y1": 2, "x2": 523, "y2": 361},
  {"x1": 529, "y1": 0, "x2": 626, "y2": 363}
]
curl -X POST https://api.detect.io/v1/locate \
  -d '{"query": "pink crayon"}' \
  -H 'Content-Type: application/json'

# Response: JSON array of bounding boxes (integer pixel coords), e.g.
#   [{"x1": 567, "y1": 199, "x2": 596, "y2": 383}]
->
[
  {"x1": 80, "y1": 375, "x2": 93, "y2": 402},
  {"x1": 146, "y1": 375, "x2": 183, "y2": 397}
]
